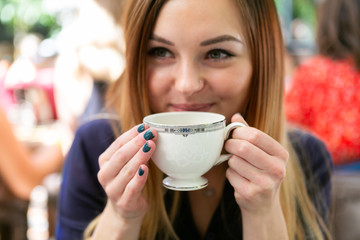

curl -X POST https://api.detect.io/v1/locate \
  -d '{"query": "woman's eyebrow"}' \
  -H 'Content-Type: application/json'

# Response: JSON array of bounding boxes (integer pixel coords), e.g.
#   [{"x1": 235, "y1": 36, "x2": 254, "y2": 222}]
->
[
  {"x1": 149, "y1": 34, "x2": 242, "y2": 46},
  {"x1": 150, "y1": 34, "x2": 174, "y2": 46},
  {"x1": 200, "y1": 35, "x2": 243, "y2": 46}
]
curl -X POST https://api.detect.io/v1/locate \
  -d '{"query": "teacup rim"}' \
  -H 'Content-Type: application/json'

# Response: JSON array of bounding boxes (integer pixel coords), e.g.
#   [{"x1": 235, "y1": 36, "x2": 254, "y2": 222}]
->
[{"x1": 143, "y1": 111, "x2": 225, "y2": 128}]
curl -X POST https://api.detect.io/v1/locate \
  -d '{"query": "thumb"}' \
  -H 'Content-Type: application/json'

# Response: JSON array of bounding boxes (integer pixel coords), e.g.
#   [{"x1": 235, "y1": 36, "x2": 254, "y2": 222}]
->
[{"x1": 231, "y1": 113, "x2": 249, "y2": 126}]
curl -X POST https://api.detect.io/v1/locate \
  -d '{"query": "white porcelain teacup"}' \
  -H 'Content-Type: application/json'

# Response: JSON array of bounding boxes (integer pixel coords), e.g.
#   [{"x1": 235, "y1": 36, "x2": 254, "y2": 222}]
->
[{"x1": 143, "y1": 111, "x2": 245, "y2": 191}]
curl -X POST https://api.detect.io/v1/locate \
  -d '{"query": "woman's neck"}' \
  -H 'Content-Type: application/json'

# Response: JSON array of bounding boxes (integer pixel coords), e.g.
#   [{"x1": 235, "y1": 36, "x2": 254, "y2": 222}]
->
[{"x1": 187, "y1": 163, "x2": 227, "y2": 238}]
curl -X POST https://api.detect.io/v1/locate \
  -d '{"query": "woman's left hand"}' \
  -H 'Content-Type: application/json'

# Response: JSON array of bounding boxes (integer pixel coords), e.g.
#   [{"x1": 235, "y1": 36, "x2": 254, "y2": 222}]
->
[{"x1": 225, "y1": 113, "x2": 289, "y2": 215}]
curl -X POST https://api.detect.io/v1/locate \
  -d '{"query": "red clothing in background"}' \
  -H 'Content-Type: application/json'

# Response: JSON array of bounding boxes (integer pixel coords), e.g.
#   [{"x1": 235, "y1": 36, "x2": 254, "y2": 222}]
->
[{"x1": 285, "y1": 56, "x2": 360, "y2": 165}]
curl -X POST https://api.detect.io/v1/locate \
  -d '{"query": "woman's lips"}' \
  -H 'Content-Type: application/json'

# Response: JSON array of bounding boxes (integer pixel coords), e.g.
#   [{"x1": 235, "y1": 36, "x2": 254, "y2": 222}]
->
[{"x1": 170, "y1": 104, "x2": 214, "y2": 112}]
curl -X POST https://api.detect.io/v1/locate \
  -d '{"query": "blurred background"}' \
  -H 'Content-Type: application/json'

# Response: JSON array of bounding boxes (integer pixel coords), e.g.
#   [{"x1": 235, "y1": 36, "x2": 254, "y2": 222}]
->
[
  {"x1": 0, "y1": 1, "x2": 75, "y2": 240},
  {"x1": 0, "y1": 0, "x2": 359, "y2": 239},
  {"x1": 0, "y1": 0, "x2": 125, "y2": 239},
  {"x1": 0, "y1": 0, "x2": 318, "y2": 127}
]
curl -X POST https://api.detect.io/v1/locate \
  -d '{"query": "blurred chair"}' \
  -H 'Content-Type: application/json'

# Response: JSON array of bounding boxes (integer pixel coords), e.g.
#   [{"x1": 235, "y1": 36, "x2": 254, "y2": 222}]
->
[
  {"x1": 0, "y1": 174, "x2": 61, "y2": 240},
  {"x1": 0, "y1": 178, "x2": 27, "y2": 240},
  {"x1": 331, "y1": 170, "x2": 360, "y2": 240}
]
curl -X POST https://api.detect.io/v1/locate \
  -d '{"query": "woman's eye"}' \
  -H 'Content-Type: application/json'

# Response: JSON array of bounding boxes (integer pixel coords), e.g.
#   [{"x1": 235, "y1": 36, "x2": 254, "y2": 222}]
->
[
  {"x1": 148, "y1": 47, "x2": 172, "y2": 58},
  {"x1": 207, "y1": 49, "x2": 233, "y2": 60}
]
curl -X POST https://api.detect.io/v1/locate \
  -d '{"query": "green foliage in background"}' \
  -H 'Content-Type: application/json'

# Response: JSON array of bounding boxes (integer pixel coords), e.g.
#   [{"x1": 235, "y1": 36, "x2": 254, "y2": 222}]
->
[
  {"x1": 293, "y1": 0, "x2": 316, "y2": 26},
  {"x1": 0, "y1": 0, "x2": 60, "y2": 42},
  {"x1": 275, "y1": 0, "x2": 316, "y2": 26}
]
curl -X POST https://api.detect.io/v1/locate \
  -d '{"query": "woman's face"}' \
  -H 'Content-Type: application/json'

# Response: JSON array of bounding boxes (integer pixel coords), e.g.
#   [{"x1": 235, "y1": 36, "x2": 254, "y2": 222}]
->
[{"x1": 146, "y1": 0, "x2": 252, "y2": 121}]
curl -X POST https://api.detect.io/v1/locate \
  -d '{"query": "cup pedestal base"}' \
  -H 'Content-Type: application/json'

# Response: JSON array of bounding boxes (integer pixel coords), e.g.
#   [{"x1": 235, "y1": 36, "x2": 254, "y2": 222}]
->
[{"x1": 162, "y1": 176, "x2": 208, "y2": 191}]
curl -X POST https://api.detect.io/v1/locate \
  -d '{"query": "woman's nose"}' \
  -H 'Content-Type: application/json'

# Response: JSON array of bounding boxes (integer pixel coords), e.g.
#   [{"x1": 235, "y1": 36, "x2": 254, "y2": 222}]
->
[{"x1": 174, "y1": 61, "x2": 204, "y2": 95}]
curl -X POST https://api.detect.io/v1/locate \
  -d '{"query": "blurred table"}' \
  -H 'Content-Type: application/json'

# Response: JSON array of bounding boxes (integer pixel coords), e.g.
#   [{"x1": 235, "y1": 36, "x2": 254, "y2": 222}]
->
[{"x1": 13, "y1": 122, "x2": 61, "y2": 150}]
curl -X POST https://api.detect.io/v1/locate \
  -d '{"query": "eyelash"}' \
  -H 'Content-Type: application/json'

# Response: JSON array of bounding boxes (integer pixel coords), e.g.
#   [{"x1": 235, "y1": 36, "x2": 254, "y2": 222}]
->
[
  {"x1": 147, "y1": 47, "x2": 235, "y2": 61},
  {"x1": 206, "y1": 49, "x2": 234, "y2": 61},
  {"x1": 147, "y1": 47, "x2": 173, "y2": 58}
]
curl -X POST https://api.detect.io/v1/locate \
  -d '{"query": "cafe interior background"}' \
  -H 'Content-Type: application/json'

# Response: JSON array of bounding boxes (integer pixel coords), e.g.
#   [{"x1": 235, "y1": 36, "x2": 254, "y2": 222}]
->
[{"x1": 0, "y1": 0, "x2": 359, "y2": 239}]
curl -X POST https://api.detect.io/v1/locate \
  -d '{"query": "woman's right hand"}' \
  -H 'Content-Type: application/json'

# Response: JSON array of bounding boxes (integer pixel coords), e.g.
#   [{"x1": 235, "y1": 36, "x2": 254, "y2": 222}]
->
[{"x1": 97, "y1": 124, "x2": 157, "y2": 221}]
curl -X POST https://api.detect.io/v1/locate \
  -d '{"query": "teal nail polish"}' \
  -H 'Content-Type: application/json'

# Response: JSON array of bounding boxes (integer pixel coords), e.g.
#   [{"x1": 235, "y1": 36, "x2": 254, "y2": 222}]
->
[
  {"x1": 142, "y1": 142, "x2": 151, "y2": 153},
  {"x1": 137, "y1": 124, "x2": 145, "y2": 133},
  {"x1": 138, "y1": 167, "x2": 144, "y2": 176},
  {"x1": 144, "y1": 130, "x2": 154, "y2": 140}
]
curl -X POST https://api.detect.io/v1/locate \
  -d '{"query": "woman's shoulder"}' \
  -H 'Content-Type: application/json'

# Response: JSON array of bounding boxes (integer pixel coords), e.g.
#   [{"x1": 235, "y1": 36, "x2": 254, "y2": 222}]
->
[
  {"x1": 71, "y1": 116, "x2": 119, "y2": 157},
  {"x1": 288, "y1": 128, "x2": 326, "y2": 151},
  {"x1": 62, "y1": 117, "x2": 119, "y2": 194},
  {"x1": 288, "y1": 128, "x2": 333, "y2": 190},
  {"x1": 77, "y1": 114, "x2": 118, "y2": 133},
  {"x1": 76, "y1": 116, "x2": 119, "y2": 143},
  {"x1": 288, "y1": 129, "x2": 333, "y2": 220},
  {"x1": 57, "y1": 117, "x2": 118, "y2": 238},
  {"x1": 288, "y1": 129, "x2": 332, "y2": 168}
]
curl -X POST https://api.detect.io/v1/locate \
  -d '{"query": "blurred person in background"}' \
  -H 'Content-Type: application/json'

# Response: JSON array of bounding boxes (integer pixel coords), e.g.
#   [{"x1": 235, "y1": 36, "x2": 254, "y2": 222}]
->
[
  {"x1": 285, "y1": 0, "x2": 360, "y2": 167},
  {"x1": 0, "y1": 106, "x2": 63, "y2": 200},
  {"x1": 54, "y1": 0, "x2": 125, "y2": 136}
]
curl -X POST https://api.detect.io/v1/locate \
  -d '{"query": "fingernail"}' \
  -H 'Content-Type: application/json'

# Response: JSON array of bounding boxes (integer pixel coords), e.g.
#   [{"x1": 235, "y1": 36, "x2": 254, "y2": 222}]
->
[
  {"x1": 142, "y1": 142, "x2": 151, "y2": 153},
  {"x1": 144, "y1": 129, "x2": 154, "y2": 140},
  {"x1": 137, "y1": 124, "x2": 145, "y2": 133},
  {"x1": 138, "y1": 167, "x2": 144, "y2": 176}
]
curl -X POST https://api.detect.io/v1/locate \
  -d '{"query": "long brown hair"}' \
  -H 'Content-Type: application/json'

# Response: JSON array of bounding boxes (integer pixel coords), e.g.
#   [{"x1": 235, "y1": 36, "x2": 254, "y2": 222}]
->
[
  {"x1": 316, "y1": 0, "x2": 360, "y2": 70},
  {"x1": 106, "y1": 1, "x2": 175, "y2": 239},
  {"x1": 100, "y1": 0, "x2": 332, "y2": 239}
]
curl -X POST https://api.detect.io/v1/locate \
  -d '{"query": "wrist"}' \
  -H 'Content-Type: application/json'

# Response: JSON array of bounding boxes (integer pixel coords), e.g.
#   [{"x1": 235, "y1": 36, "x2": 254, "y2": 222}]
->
[
  {"x1": 241, "y1": 202, "x2": 288, "y2": 240},
  {"x1": 106, "y1": 200, "x2": 144, "y2": 230},
  {"x1": 91, "y1": 201, "x2": 144, "y2": 240}
]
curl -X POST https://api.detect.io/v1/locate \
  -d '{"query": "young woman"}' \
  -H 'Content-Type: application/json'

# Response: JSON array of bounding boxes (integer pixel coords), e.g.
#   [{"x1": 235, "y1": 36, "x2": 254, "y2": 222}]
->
[{"x1": 56, "y1": 0, "x2": 333, "y2": 239}]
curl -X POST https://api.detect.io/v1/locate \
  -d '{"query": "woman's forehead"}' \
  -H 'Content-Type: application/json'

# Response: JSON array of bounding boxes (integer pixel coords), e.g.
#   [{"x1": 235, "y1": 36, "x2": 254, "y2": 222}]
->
[{"x1": 152, "y1": 0, "x2": 245, "y2": 43}]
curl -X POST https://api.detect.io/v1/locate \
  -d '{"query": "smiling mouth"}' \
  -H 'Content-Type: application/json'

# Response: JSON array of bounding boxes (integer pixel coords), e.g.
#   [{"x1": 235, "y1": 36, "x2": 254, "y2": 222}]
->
[{"x1": 170, "y1": 104, "x2": 214, "y2": 112}]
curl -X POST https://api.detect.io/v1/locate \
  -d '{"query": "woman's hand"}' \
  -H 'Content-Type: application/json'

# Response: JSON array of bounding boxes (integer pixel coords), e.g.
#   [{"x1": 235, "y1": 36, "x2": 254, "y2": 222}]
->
[
  {"x1": 225, "y1": 114, "x2": 288, "y2": 213},
  {"x1": 97, "y1": 124, "x2": 157, "y2": 221},
  {"x1": 225, "y1": 113, "x2": 289, "y2": 239}
]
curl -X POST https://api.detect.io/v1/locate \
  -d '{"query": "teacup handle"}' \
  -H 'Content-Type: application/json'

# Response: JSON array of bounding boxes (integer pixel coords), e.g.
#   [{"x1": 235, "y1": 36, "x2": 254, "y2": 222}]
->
[{"x1": 214, "y1": 122, "x2": 246, "y2": 166}]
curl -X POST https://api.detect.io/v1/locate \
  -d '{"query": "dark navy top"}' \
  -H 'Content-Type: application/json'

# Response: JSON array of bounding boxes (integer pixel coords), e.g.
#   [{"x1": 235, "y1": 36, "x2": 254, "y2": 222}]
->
[{"x1": 56, "y1": 119, "x2": 332, "y2": 240}]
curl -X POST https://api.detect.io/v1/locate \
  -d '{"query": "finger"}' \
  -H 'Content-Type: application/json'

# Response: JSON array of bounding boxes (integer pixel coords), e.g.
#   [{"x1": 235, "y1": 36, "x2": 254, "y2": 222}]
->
[
  {"x1": 104, "y1": 140, "x2": 155, "y2": 198},
  {"x1": 225, "y1": 138, "x2": 275, "y2": 170},
  {"x1": 117, "y1": 140, "x2": 155, "y2": 187},
  {"x1": 109, "y1": 165, "x2": 149, "y2": 219},
  {"x1": 99, "y1": 123, "x2": 149, "y2": 168},
  {"x1": 121, "y1": 164, "x2": 149, "y2": 206},
  {"x1": 226, "y1": 139, "x2": 287, "y2": 181},
  {"x1": 231, "y1": 113, "x2": 288, "y2": 159},
  {"x1": 231, "y1": 126, "x2": 289, "y2": 160},
  {"x1": 226, "y1": 166, "x2": 268, "y2": 212},
  {"x1": 98, "y1": 129, "x2": 157, "y2": 184},
  {"x1": 228, "y1": 155, "x2": 260, "y2": 182},
  {"x1": 226, "y1": 166, "x2": 250, "y2": 195},
  {"x1": 231, "y1": 113, "x2": 249, "y2": 126}
]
